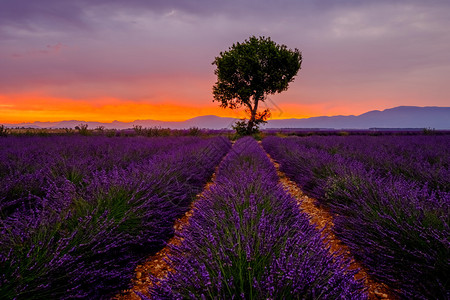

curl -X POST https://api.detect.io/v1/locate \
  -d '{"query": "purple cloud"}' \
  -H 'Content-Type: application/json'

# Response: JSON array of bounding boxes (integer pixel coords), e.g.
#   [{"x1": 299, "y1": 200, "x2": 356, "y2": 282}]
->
[{"x1": 0, "y1": 0, "x2": 449, "y2": 111}]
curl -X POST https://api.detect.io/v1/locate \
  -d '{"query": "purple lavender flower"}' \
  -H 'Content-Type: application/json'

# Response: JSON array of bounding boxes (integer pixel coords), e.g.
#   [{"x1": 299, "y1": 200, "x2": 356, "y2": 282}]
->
[{"x1": 263, "y1": 135, "x2": 450, "y2": 299}]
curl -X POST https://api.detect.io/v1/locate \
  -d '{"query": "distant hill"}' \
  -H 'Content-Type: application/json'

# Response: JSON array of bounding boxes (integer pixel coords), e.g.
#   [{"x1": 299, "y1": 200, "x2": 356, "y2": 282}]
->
[
  {"x1": 3, "y1": 106, "x2": 450, "y2": 130},
  {"x1": 264, "y1": 106, "x2": 450, "y2": 129}
]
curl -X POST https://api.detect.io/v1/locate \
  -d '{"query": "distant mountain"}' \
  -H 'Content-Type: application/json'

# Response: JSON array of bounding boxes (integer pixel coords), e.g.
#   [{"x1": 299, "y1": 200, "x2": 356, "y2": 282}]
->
[
  {"x1": 3, "y1": 106, "x2": 450, "y2": 130},
  {"x1": 264, "y1": 106, "x2": 450, "y2": 129}
]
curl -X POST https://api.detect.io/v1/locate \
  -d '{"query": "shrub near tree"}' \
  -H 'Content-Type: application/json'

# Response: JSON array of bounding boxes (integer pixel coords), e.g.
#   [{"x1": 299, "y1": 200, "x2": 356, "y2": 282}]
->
[{"x1": 212, "y1": 36, "x2": 302, "y2": 135}]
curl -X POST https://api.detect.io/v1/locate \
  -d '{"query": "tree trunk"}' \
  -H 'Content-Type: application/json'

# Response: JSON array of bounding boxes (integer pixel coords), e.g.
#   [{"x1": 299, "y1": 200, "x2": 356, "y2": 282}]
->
[{"x1": 246, "y1": 98, "x2": 259, "y2": 134}]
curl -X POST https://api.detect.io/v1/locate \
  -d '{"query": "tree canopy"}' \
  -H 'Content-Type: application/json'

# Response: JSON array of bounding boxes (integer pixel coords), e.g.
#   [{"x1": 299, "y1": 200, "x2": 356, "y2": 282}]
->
[{"x1": 212, "y1": 36, "x2": 302, "y2": 135}]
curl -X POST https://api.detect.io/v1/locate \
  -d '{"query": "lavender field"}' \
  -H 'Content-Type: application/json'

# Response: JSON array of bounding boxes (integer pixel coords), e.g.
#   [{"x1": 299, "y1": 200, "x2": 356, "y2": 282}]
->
[
  {"x1": 148, "y1": 137, "x2": 365, "y2": 299},
  {"x1": 0, "y1": 135, "x2": 231, "y2": 299},
  {"x1": 1, "y1": 133, "x2": 449, "y2": 299},
  {"x1": 263, "y1": 135, "x2": 449, "y2": 299}
]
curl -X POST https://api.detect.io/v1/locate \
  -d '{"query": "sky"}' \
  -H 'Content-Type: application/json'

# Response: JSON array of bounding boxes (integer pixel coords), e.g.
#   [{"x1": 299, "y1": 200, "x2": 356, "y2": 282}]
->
[{"x1": 0, "y1": 0, "x2": 449, "y2": 123}]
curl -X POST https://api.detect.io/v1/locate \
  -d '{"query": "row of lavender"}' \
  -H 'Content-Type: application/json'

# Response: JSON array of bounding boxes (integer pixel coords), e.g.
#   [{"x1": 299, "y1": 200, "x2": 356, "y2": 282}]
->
[
  {"x1": 0, "y1": 136, "x2": 231, "y2": 299},
  {"x1": 262, "y1": 136, "x2": 449, "y2": 299},
  {"x1": 147, "y1": 137, "x2": 366, "y2": 299},
  {"x1": 287, "y1": 135, "x2": 450, "y2": 192}
]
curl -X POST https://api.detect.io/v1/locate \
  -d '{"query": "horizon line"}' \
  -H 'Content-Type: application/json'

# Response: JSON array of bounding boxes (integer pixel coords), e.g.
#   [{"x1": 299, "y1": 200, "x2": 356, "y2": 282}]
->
[{"x1": 2, "y1": 105, "x2": 447, "y2": 125}]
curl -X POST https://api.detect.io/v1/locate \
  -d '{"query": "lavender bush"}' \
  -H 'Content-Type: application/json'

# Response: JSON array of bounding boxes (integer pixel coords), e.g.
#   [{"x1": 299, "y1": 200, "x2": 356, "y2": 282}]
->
[
  {"x1": 149, "y1": 137, "x2": 366, "y2": 299},
  {"x1": 0, "y1": 136, "x2": 231, "y2": 299},
  {"x1": 263, "y1": 136, "x2": 450, "y2": 299}
]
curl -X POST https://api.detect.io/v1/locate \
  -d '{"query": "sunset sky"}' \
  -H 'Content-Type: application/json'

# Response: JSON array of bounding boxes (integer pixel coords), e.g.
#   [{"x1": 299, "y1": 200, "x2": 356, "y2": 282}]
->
[{"x1": 1, "y1": 0, "x2": 449, "y2": 123}]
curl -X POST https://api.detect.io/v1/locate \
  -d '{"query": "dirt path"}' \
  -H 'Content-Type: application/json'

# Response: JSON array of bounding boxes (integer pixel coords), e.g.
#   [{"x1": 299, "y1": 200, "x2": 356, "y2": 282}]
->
[{"x1": 264, "y1": 149, "x2": 397, "y2": 300}]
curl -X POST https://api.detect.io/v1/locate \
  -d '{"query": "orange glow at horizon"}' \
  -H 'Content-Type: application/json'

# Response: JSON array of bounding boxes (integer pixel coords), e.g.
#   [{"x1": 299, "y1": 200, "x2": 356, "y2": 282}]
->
[
  {"x1": 0, "y1": 95, "x2": 229, "y2": 123},
  {"x1": 0, "y1": 94, "x2": 388, "y2": 124}
]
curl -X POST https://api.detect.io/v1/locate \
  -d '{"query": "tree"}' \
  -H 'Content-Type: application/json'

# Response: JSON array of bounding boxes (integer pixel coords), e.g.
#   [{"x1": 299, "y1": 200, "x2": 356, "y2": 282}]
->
[{"x1": 212, "y1": 36, "x2": 302, "y2": 135}]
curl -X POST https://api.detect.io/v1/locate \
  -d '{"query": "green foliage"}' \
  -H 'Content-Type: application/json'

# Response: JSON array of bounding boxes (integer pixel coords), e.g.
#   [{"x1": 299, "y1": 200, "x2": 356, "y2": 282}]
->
[
  {"x1": 38, "y1": 129, "x2": 50, "y2": 137},
  {"x1": 69, "y1": 186, "x2": 141, "y2": 234},
  {"x1": 232, "y1": 120, "x2": 254, "y2": 136},
  {"x1": 1, "y1": 213, "x2": 74, "y2": 299},
  {"x1": 0, "y1": 125, "x2": 9, "y2": 137},
  {"x1": 232, "y1": 121, "x2": 267, "y2": 140},
  {"x1": 64, "y1": 128, "x2": 75, "y2": 135},
  {"x1": 24, "y1": 129, "x2": 35, "y2": 136},
  {"x1": 423, "y1": 127, "x2": 436, "y2": 135},
  {"x1": 188, "y1": 126, "x2": 201, "y2": 136},
  {"x1": 75, "y1": 124, "x2": 90, "y2": 136},
  {"x1": 338, "y1": 131, "x2": 349, "y2": 136},
  {"x1": 212, "y1": 36, "x2": 302, "y2": 135},
  {"x1": 133, "y1": 125, "x2": 172, "y2": 137},
  {"x1": 95, "y1": 126, "x2": 105, "y2": 133},
  {"x1": 133, "y1": 125, "x2": 145, "y2": 135},
  {"x1": 105, "y1": 129, "x2": 117, "y2": 137}
]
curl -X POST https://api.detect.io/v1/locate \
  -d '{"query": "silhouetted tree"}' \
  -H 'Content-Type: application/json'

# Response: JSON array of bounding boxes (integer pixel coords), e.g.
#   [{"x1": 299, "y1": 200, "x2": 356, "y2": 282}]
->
[{"x1": 212, "y1": 36, "x2": 302, "y2": 135}]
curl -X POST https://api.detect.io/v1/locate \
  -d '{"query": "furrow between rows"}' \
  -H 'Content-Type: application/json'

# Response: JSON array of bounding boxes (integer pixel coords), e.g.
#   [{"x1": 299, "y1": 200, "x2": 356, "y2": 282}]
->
[{"x1": 264, "y1": 149, "x2": 396, "y2": 300}]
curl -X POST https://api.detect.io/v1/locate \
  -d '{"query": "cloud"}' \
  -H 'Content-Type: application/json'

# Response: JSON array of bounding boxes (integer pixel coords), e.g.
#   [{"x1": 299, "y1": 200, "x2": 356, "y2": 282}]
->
[
  {"x1": 0, "y1": 0, "x2": 449, "y2": 116},
  {"x1": 10, "y1": 42, "x2": 68, "y2": 58}
]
